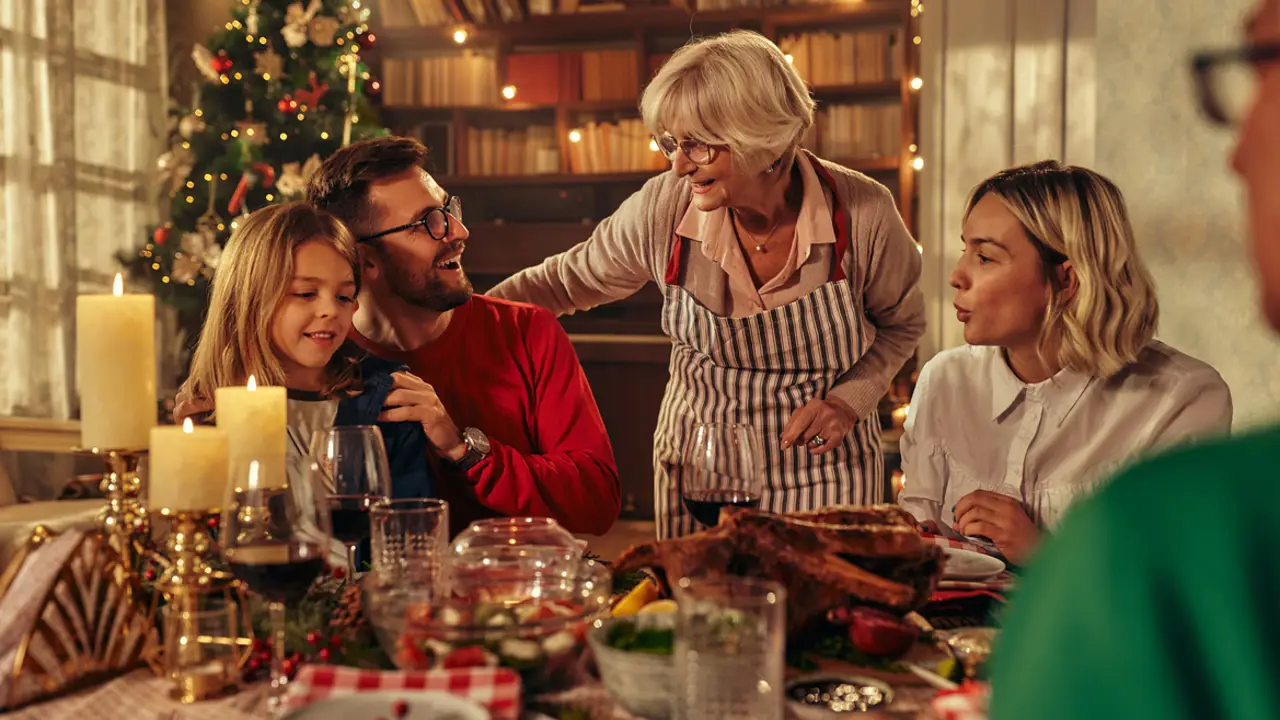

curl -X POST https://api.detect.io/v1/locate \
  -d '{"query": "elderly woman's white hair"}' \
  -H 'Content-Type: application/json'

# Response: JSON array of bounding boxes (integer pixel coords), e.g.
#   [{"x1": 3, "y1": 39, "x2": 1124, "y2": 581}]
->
[{"x1": 640, "y1": 29, "x2": 816, "y2": 175}]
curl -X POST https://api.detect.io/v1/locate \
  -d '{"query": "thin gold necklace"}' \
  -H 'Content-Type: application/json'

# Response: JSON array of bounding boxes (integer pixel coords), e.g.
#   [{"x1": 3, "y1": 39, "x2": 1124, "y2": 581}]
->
[{"x1": 732, "y1": 211, "x2": 783, "y2": 253}]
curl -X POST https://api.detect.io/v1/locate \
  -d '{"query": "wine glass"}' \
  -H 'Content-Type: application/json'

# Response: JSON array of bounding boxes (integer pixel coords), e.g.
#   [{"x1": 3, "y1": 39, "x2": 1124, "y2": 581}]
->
[
  {"x1": 221, "y1": 459, "x2": 331, "y2": 713},
  {"x1": 309, "y1": 426, "x2": 392, "y2": 580},
  {"x1": 681, "y1": 423, "x2": 764, "y2": 528}
]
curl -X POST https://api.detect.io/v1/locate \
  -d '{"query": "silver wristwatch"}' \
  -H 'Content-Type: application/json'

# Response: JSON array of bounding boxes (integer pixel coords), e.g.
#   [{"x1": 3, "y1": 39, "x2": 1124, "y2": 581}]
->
[{"x1": 454, "y1": 426, "x2": 491, "y2": 471}]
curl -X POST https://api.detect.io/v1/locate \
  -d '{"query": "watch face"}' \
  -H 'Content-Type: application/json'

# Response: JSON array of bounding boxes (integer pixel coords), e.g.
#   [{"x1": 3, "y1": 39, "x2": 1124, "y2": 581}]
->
[{"x1": 465, "y1": 427, "x2": 490, "y2": 455}]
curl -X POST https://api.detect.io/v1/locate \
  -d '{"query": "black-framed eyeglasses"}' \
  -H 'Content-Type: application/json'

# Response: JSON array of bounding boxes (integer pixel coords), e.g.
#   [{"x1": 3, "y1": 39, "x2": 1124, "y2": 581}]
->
[
  {"x1": 1191, "y1": 41, "x2": 1280, "y2": 126},
  {"x1": 358, "y1": 195, "x2": 463, "y2": 243},
  {"x1": 655, "y1": 133, "x2": 725, "y2": 166}
]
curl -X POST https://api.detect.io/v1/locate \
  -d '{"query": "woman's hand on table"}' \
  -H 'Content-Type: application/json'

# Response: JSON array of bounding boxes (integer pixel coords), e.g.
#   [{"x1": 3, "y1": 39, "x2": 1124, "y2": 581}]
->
[
  {"x1": 953, "y1": 490, "x2": 1040, "y2": 564},
  {"x1": 780, "y1": 397, "x2": 857, "y2": 455}
]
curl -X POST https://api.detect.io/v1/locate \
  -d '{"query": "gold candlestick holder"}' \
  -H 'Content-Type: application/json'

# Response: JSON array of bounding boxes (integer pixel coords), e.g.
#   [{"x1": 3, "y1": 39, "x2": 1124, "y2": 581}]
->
[
  {"x1": 87, "y1": 447, "x2": 149, "y2": 574},
  {"x1": 146, "y1": 508, "x2": 255, "y2": 703}
]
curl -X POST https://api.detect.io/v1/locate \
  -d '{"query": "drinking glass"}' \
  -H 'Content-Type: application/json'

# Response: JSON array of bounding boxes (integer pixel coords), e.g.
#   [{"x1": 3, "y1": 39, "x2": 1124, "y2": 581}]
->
[
  {"x1": 220, "y1": 459, "x2": 331, "y2": 713},
  {"x1": 673, "y1": 576, "x2": 787, "y2": 720},
  {"x1": 370, "y1": 498, "x2": 450, "y2": 590},
  {"x1": 681, "y1": 423, "x2": 764, "y2": 527},
  {"x1": 309, "y1": 426, "x2": 392, "y2": 579}
]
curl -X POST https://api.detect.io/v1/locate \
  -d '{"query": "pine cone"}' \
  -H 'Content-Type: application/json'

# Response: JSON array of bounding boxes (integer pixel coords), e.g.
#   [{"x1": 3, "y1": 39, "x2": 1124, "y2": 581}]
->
[{"x1": 330, "y1": 582, "x2": 367, "y2": 632}]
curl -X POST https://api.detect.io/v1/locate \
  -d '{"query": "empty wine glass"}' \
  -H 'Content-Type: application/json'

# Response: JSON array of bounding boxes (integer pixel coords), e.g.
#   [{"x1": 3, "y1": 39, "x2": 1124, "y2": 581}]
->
[
  {"x1": 309, "y1": 426, "x2": 392, "y2": 580},
  {"x1": 221, "y1": 459, "x2": 331, "y2": 713},
  {"x1": 682, "y1": 423, "x2": 764, "y2": 528}
]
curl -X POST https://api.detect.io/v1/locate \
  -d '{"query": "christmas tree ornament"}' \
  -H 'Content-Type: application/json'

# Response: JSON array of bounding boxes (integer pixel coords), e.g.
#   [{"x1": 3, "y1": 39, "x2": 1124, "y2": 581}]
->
[
  {"x1": 211, "y1": 51, "x2": 234, "y2": 75},
  {"x1": 282, "y1": 0, "x2": 323, "y2": 48},
  {"x1": 156, "y1": 144, "x2": 195, "y2": 195},
  {"x1": 177, "y1": 114, "x2": 206, "y2": 139},
  {"x1": 191, "y1": 44, "x2": 221, "y2": 82},
  {"x1": 153, "y1": 226, "x2": 171, "y2": 247},
  {"x1": 234, "y1": 119, "x2": 268, "y2": 145},
  {"x1": 245, "y1": 0, "x2": 261, "y2": 35},
  {"x1": 294, "y1": 73, "x2": 329, "y2": 110},
  {"x1": 254, "y1": 48, "x2": 283, "y2": 77},
  {"x1": 276, "y1": 154, "x2": 322, "y2": 198},
  {"x1": 171, "y1": 253, "x2": 204, "y2": 285},
  {"x1": 277, "y1": 95, "x2": 300, "y2": 114},
  {"x1": 227, "y1": 162, "x2": 277, "y2": 215},
  {"x1": 309, "y1": 16, "x2": 341, "y2": 47}
]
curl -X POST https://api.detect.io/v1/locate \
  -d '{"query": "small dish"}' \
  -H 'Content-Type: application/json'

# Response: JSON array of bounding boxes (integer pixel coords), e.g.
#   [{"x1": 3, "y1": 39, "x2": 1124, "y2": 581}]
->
[
  {"x1": 786, "y1": 674, "x2": 895, "y2": 717},
  {"x1": 941, "y1": 547, "x2": 1006, "y2": 581}
]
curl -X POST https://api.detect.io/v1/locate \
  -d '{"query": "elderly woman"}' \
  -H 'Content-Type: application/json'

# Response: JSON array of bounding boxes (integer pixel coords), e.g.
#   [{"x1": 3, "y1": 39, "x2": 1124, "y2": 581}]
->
[
  {"x1": 899, "y1": 161, "x2": 1232, "y2": 564},
  {"x1": 488, "y1": 30, "x2": 925, "y2": 539}
]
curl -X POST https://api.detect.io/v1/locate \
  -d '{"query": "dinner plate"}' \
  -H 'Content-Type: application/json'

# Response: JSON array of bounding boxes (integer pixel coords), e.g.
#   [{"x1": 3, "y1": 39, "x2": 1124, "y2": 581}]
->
[
  {"x1": 283, "y1": 690, "x2": 488, "y2": 720},
  {"x1": 941, "y1": 547, "x2": 1006, "y2": 581}
]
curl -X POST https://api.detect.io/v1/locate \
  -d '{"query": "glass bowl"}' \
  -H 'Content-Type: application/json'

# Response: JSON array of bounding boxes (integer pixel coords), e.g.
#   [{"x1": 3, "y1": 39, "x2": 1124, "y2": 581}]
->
[
  {"x1": 363, "y1": 557, "x2": 612, "y2": 694},
  {"x1": 450, "y1": 517, "x2": 586, "y2": 601}
]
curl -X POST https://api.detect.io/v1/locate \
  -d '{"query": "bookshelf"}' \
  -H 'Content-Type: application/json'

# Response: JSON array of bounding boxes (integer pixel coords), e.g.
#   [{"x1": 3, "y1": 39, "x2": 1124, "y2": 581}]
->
[{"x1": 369, "y1": 0, "x2": 922, "y2": 517}]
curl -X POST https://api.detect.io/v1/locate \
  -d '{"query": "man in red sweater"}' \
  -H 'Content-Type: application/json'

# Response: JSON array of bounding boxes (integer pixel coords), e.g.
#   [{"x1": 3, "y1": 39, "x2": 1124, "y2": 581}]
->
[{"x1": 305, "y1": 137, "x2": 621, "y2": 536}]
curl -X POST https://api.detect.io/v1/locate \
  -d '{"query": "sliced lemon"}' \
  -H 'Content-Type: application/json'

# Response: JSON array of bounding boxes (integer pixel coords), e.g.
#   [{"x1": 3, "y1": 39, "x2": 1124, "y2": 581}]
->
[
  {"x1": 638, "y1": 599, "x2": 678, "y2": 615},
  {"x1": 612, "y1": 577, "x2": 660, "y2": 617}
]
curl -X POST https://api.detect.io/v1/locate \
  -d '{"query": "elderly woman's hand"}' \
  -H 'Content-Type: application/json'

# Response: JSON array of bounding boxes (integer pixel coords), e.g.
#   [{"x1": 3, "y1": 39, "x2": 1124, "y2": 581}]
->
[{"x1": 780, "y1": 397, "x2": 857, "y2": 455}]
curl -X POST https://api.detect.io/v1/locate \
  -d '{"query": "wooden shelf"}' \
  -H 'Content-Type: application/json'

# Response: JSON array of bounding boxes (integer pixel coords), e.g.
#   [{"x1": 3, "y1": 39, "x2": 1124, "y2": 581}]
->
[
  {"x1": 374, "y1": 1, "x2": 907, "y2": 47},
  {"x1": 381, "y1": 99, "x2": 638, "y2": 116},
  {"x1": 437, "y1": 171, "x2": 659, "y2": 186},
  {"x1": 812, "y1": 80, "x2": 902, "y2": 102}
]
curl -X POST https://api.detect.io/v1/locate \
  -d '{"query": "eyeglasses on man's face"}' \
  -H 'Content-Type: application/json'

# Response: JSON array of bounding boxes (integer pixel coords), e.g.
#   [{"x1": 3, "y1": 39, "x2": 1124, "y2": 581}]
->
[
  {"x1": 655, "y1": 133, "x2": 725, "y2": 166},
  {"x1": 358, "y1": 195, "x2": 463, "y2": 243},
  {"x1": 1191, "y1": 41, "x2": 1280, "y2": 126}
]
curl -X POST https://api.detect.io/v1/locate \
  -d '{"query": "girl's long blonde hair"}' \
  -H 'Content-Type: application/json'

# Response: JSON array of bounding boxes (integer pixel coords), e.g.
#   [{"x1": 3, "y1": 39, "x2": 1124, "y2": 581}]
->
[
  {"x1": 965, "y1": 161, "x2": 1160, "y2": 377},
  {"x1": 186, "y1": 202, "x2": 364, "y2": 403}
]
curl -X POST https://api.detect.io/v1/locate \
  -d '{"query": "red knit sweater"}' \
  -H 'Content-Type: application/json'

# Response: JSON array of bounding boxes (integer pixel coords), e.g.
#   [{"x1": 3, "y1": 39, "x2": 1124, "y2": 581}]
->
[{"x1": 353, "y1": 295, "x2": 621, "y2": 537}]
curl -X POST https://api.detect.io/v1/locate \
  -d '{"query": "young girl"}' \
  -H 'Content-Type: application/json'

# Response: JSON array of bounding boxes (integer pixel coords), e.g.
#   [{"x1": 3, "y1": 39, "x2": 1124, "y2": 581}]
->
[
  {"x1": 899, "y1": 161, "x2": 1231, "y2": 564},
  {"x1": 185, "y1": 202, "x2": 434, "y2": 500}
]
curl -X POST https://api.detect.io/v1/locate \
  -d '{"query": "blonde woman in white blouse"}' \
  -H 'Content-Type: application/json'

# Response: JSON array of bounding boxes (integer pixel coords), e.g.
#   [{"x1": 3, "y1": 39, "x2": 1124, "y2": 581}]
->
[{"x1": 899, "y1": 161, "x2": 1232, "y2": 564}]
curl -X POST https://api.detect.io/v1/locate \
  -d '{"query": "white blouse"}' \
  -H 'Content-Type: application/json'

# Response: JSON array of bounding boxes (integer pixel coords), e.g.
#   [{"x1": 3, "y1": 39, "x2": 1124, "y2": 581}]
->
[{"x1": 899, "y1": 341, "x2": 1232, "y2": 535}]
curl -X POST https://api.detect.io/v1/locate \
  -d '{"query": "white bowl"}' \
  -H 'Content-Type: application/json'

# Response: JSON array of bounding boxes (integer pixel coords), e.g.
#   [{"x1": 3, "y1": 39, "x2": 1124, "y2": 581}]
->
[{"x1": 587, "y1": 614, "x2": 676, "y2": 719}]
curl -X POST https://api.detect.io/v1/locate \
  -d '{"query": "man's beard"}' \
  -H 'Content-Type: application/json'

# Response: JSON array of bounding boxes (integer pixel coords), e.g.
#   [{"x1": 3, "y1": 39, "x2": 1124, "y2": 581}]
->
[{"x1": 386, "y1": 264, "x2": 473, "y2": 312}]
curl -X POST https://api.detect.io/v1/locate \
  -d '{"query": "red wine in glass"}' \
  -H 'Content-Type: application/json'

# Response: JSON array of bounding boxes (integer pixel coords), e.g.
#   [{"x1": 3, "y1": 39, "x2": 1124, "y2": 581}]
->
[
  {"x1": 226, "y1": 542, "x2": 327, "y2": 605},
  {"x1": 682, "y1": 488, "x2": 762, "y2": 527},
  {"x1": 328, "y1": 494, "x2": 377, "y2": 545}
]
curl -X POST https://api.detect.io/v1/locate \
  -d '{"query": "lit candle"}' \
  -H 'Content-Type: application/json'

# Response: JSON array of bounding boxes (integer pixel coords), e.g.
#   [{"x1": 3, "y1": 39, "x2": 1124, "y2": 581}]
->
[
  {"x1": 149, "y1": 418, "x2": 229, "y2": 512},
  {"x1": 76, "y1": 273, "x2": 156, "y2": 450},
  {"x1": 214, "y1": 375, "x2": 287, "y2": 489}
]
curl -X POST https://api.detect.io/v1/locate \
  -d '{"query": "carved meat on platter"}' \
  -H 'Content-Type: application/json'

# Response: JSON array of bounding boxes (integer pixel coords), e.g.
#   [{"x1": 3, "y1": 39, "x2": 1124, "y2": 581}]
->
[{"x1": 612, "y1": 505, "x2": 943, "y2": 636}]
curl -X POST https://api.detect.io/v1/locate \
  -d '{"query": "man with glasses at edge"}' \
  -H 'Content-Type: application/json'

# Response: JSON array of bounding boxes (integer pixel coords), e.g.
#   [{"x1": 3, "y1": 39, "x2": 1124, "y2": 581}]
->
[
  {"x1": 488, "y1": 31, "x2": 925, "y2": 539},
  {"x1": 990, "y1": 2, "x2": 1280, "y2": 718},
  {"x1": 299, "y1": 136, "x2": 622, "y2": 538}
]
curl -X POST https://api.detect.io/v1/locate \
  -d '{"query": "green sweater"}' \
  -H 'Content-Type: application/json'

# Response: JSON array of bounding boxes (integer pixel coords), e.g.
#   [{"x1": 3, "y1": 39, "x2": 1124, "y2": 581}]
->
[{"x1": 991, "y1": 424, "x2": 1280, "y2": 720}]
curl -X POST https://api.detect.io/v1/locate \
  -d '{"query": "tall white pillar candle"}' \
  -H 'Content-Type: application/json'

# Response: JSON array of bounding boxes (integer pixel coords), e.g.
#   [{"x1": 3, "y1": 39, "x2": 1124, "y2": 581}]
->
[
  {"x1": 149, "y1": 418, "x2": 230, "y2": 512},
  {"x1": 76, "y1": 273, "x2": 156, "y2": 450}
]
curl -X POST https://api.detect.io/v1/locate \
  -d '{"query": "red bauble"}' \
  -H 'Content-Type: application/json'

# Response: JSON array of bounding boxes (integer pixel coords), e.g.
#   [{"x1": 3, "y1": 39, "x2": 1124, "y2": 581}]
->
[
  {"x1": 206, "y1": 516, "x2": 220, "y2": 530},
  {"x1": 211, "y1": 52, "x2": 233, "y2": 75},
  {"x1": 277, "y1": 96, "x2": 299, "y2": 114},
  {"x1": 153, "y1": 226, "x2": 171, "y2": 246},
  {"x1": 317, "y1": 647, "x2": 332, "y2": 663},
  {"x1": 143, "y1": 568, "x2": 156, "y2": 581},
  {"x1": 330, "y1": 634, "x2": 342, "y2": 649},
  {"x1": 306, "y1": 630, "x2": 322, "y2": 646}
]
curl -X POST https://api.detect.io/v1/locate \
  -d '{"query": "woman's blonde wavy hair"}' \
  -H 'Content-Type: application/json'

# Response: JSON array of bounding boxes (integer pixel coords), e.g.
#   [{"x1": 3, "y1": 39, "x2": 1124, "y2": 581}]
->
[
  {"x1": 186, "y1": 202, "x2": 365, "y2": 405},
  {"x1": 965, "y1": 161, "x2": 1159, "y2": 378}
]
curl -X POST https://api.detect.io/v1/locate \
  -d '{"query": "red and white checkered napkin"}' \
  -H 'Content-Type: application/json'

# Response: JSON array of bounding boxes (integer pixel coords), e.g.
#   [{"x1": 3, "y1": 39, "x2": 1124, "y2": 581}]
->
[
  {"x1": 931, "y1": 680, "x2": 991, "y2": 720},
  {"x1": 282, "y1": 664, "x2": 523, "y2": 719}
]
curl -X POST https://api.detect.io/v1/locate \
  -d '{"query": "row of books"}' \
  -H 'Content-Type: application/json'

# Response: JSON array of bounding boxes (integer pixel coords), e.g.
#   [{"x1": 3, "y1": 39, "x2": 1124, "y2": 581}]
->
[
  {"x1": 463, "y1": 126, "x2": 561, "y2": 175},
  {"x1": 381, "y1": 54, "x2": 499, "y2": 107},
  {"x1": 566, "y1": 119, "x2": 671, "y2": 174},
  {"x1": 779, "y1": 30, "x2": 904, "y2": 86},
  {"x1": 381, "y1": 50, "x2": 644, "y2": 107},
  {"x1": 804, "y1": 103, "x2": 902, "y2": 160},
  {"x1": 377, "y1": 0, "x2": 894, "y2": 26}
]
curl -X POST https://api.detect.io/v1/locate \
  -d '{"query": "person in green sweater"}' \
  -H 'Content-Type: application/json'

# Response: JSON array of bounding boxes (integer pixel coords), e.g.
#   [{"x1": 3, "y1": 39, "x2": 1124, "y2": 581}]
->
[{"x1": 991, "y1": 2, "x2": 1280, "y2": 718}]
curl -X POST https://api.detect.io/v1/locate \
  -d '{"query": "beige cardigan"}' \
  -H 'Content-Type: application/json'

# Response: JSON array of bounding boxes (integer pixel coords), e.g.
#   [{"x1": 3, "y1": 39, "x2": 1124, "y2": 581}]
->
[{"x1": 487, "y1": 157, "x2": 926, "y2": 421}]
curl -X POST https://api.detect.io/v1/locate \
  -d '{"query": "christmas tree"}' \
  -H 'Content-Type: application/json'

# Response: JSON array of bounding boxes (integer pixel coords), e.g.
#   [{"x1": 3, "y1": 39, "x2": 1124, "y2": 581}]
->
[{"x1": 121, "y1": 0, "x2": 387, "y2": 369}]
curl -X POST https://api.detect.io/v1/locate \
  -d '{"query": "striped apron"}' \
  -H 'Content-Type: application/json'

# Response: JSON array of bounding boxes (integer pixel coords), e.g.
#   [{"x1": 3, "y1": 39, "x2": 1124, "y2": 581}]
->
[{"x1": 652, "y1": 164, "x2": 883, "y2": 540}]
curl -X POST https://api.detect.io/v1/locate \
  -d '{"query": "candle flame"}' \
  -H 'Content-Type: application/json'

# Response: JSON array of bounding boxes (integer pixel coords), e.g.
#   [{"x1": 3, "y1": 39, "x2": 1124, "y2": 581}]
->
[
  {"x1": 247, "y1": 375, "x2": 257, "y2": 391},
  {"x1": 182, "y1": 417, "x2": 194, "y2": 433},
  {"x1": 112, "y1": 273, "x2": 123, "y2": 296},
  {"x1": 248, "y1": 459, "x2": 260, "y2": 487}
]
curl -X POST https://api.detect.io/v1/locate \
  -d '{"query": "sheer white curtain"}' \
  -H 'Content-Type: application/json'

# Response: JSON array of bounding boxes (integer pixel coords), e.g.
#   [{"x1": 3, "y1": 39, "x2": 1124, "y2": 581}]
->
[{"x1": 0, "y1": 0, "x2": 168, "y2": 420}]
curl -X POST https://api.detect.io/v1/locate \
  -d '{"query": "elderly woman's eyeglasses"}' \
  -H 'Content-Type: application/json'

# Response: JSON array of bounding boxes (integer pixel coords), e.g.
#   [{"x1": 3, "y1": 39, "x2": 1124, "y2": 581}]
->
[
  {"x1": 655, "y1": 134, "x2": 723, "y2": 166},
  {"x1": 358, "y1": 195, "x2": 463, "y2": 243},
  {"x1": 1191, "y1": 42, "x2": 1280, "y2": 126}
]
